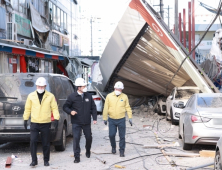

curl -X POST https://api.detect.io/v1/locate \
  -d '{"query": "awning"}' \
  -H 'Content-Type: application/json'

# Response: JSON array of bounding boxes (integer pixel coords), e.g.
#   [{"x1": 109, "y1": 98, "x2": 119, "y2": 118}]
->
[
  {"x1": 0, "y1": 43, "x2": 64, "y2": 60},
  {"x1": 29, "y1": 2, "x2": 50, "y2": 33}
]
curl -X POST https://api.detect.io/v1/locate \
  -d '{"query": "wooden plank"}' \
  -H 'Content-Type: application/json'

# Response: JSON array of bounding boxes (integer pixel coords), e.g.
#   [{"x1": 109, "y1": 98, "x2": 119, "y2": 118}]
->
[
  {"x1": 199, "y1": 150, "x2": 215, "y2": 158},
  {"x1": 164, "y1": 152, "x2": 200, "y2": 157},
  {"x1": 143, "y1": 144, "x2": 176, "y2": 148}
]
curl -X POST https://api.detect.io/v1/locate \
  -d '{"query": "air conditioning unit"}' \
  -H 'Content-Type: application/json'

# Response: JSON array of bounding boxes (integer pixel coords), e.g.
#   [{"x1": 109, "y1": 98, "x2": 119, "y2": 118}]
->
[
  {"x1": 7, "y1": 22, "x2": 17, "y2": 41},
  {"x1": 21, "y1": 38, "x2": 33, "y2": 46},
  {"x1": 63, "y1": 44, "x2": 69, "y2": 56}
]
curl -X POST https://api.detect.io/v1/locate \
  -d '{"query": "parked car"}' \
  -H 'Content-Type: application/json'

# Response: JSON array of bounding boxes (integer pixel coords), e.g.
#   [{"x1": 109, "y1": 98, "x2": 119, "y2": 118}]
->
[
  {"x1": 179, "y1": 93, "x2": 222, "y2": 150},
  {"x1": 166, "y1": 86, "x2": 199, "y2": 125},
  {"x1": 0, "y1": 73, "x2": 74, "y2": 151},
  {"x1": 157, "y1": 96, "x2": 166, "y2": 115},
  {"x1": 87, "y1": 85, "x2": 103, "y2": 114},
  {"x1": 215, "y1": 136, "x2": 222, "y2": 170}
]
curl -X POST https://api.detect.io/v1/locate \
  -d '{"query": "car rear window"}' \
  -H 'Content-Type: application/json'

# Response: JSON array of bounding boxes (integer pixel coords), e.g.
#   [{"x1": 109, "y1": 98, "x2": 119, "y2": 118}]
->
[
  {"x1": 88, "y1": 91, "x2": 97, "y2": 95},
  {"x1": 197, "y1": 96, "x2": 222, "y2": 108},
  {"x1": 0, "y1": 75, "x2": 50, "y2": 101}
]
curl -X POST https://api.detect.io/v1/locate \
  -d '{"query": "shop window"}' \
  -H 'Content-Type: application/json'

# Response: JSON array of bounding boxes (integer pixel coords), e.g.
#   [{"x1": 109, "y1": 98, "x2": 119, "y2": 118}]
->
[
  {"x1": 53, "y1": 4, "x2": 56, "y2": 24},
  {"x1": 27, "y1": 58, "x2": 39, "y2": 73},
  {"x1": 31, "y1": 0, "x2": 45, "y2": 16},
  {"x1": 11, "y1": 0, "x2": 19, "y2": 11},
  {"x1": 61, "y1": 11, "x2": 64, "y2": 29},
  {"x1": 51, "y1": 32, "x2": 60, "y2": 46},
  {"x1": 57, "y1": 7, "x2": 60, "y2": 26}
]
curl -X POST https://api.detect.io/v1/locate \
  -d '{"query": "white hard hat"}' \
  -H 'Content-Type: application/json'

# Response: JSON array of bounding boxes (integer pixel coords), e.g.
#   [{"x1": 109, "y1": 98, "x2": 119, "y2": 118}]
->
[
  {"x1": 75, "y1": 78, "x2": 87, "y2": 86},
  {"x1": 114, "y1": 81, "x2": 124, "y2": 89},
  {"x1": 36, "y1": 77, "x2": 47, "y2": 86}
]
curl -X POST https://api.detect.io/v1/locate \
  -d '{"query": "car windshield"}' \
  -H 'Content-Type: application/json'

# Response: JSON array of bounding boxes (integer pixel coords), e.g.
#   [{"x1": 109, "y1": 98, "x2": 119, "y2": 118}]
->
[
  {"x1": 0, "y1": 75, "x2": 50, "y2": 101},
  {"x1": 197, "y1": 96, "x2": 222, "y2": 108},
  {"x1": 175, "y1": 89, "x2": 199, "y2": 100}
]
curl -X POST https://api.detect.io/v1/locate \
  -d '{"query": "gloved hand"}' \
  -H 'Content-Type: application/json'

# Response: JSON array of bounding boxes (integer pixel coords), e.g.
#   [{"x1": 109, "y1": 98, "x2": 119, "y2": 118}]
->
[
  {"x1": 54, "y1": 120, "x2": 58, "y2": 131},
  {"x1": 24, "y1": 120, "x2": 28, "y2": 130},
  {"x1": 104, "y1": 120, "x2": 107, "y2": 125},
  {"x1": 129, "y1": 119, "x2": 132, "y2": 126}
]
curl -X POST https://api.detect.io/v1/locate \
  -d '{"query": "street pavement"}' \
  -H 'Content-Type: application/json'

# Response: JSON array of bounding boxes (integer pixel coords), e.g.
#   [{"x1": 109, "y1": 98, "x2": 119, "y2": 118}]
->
[{"x1": 0, "y1": 111, "x2": 215, "y2": 170}]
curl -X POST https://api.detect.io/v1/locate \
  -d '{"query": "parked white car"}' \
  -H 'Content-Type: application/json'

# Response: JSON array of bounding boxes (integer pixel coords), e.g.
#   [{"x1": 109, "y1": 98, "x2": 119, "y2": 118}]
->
[
  {"x1": 157, "y1": 97, "x2": 166, "y2": 115},
  {"x1": 179, "y1": 93, "x2": 222, "y2": 150},
  {"x1": 88, "y1": 85, "x2": 103, "y2": 114},
  {"x1": 166, "y1": 86, "x2": 199, "y2": 125},
  {"x1": 215, "y1": 136, "x2": 222, "y2": 170}
]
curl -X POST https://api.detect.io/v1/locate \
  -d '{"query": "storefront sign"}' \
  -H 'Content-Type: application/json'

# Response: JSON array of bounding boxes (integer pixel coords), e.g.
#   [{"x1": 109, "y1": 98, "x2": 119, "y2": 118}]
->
[
  {"x1": 14, "y1": 14, "x2": 31, "y2": 38},
  {"x1": 9, "y1": 58, "x2": 17, "y2": 64}
]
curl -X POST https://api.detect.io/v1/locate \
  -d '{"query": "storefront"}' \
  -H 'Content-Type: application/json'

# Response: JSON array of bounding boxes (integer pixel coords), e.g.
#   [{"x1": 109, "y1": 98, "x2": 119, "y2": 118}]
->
[{"x1": 0, "y1": 43, "x2": 65, "y2": 74}]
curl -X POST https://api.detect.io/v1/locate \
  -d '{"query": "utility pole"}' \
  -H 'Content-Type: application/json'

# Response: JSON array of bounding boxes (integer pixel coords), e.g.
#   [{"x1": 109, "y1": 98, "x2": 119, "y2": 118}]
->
[
  {"x1": 174, "y1": 0, "x2": 179, "y2": 38},
  {"x1": 160, "y1": 0, "x2": 164, "y2": 18},
  {"x1": 90, "y1": 17, "x2": 93, "y2": 56},
  {"x1": 153, "y1": 0, "x2": 164, "y2": 19},
  {"x1": 164, "y1": 5, "x2": 172, "y2": 27}
]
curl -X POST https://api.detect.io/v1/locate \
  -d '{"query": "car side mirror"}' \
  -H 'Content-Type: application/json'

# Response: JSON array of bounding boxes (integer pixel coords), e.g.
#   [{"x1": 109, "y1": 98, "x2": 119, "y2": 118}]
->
[{"x1": 169, "y1": 95, "x2": 173, "y2": 100}]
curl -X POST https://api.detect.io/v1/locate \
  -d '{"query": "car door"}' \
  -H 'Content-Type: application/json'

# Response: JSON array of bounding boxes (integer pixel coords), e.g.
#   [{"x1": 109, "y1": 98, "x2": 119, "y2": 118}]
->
[
  {"x1": 166, "y1": 88, "x2": 175, "y2": 114},
  {"x1": 180, "y1": 96, "x2": 192, "y2": 137}
]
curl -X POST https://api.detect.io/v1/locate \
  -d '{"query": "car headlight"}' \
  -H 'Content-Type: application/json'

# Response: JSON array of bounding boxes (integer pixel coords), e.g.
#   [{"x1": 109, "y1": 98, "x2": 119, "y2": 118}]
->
[
  {"x1": 173, "y1": 101, "x2": 185, "y2": 108},
  {"x1": 175, "y1": 112, "x2": 180, "y2": 118}
]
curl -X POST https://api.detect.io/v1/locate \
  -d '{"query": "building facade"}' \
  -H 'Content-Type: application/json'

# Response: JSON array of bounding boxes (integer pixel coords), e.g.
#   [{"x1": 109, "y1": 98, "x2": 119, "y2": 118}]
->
[{"x1": 0, "y1": 0, "x2": 81, "y2": 74}]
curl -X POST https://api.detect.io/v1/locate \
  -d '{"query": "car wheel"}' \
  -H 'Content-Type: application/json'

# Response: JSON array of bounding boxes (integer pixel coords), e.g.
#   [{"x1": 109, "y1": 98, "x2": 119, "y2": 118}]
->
[
  {"x1": 182, "y1": 129, "x2": 192, "y2": 150},
  {"x1": 54, "y1": 124, "x2": 66, "y2": 151},
  {"x1": 215, "y1": 150, "x2": 222, "y2": 170},
  {"x1": 170, "y1": 108, "x2": 177, "y2": 125}
]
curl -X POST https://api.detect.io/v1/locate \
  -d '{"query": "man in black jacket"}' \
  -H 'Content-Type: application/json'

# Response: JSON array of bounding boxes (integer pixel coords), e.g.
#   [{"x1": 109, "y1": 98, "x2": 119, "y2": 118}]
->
[{"x1": 63, "y1": 78, "x2": 97, "y2": 163}]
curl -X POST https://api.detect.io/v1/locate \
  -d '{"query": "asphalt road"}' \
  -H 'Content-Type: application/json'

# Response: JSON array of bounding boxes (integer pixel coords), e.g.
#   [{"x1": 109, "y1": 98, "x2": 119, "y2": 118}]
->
[{"x1": 0, "y1": 113, "x2": 215, "y2": 170}]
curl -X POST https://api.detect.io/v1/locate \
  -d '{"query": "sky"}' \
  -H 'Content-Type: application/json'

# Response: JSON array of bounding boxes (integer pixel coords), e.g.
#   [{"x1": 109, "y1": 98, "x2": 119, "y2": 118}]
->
[{"x1": 81, "y1": 0, "x2": 221, "y2": 29}]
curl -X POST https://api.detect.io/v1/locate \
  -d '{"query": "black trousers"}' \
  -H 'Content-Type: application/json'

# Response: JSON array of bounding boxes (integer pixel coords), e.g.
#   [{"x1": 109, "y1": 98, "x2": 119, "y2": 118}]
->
[
  {"x1": 72, "y1": 124, "x2": 92, "y2": 158},
  {"x1": 30, "y1": 123, "x2": 51, "y2": 162},
  {"x1": 108, "y1": 117, "x2": 126, "y2": 151}
]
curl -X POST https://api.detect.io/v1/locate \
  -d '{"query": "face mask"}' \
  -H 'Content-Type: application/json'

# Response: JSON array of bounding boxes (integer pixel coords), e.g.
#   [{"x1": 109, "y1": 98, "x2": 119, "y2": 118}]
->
[
  {"x1": 114, "y1": 90, "x2": 122, "y2": 96},
  {"x1": 37, "y1": 89, "x2": 45, "y2": 94},
  {"x1": 82, "y1": 87, "x2": 87, "y2": 93}
]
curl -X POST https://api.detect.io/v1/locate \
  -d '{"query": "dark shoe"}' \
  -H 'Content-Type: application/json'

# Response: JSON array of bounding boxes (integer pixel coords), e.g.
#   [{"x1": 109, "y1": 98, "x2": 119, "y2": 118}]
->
[
  {"x1": 30, "y1": 161, "x2": 38, "y2": 167},
  {"x1": 112, "y1": 148, "x2": 116, "y2": 154},
  {"x1": 74, "y1": 157, "x2": 80, "y2": 163},
  {"x1": 86, "y1": 150, "x2": 91, "y2": 158},
  {"x1": 44, "y1": 161, "x2": 49, "y2": 166},
  {"x1": 120, "y1": 151, "x2": 125, "y2": 157}
]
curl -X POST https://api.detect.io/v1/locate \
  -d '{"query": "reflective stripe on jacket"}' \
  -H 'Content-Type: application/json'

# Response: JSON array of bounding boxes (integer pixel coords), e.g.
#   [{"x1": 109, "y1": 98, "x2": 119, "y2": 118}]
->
[
  {"x1": 23, "y1": 90, "x2": 60, "y2": 123},
  {"x1": 103, "y1": 92, "x2": 132, "y2": 120}
]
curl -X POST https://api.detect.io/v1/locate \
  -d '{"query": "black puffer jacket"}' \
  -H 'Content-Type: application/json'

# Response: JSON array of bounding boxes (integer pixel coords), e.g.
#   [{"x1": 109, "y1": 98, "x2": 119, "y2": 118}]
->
[{"x1": 63, "y1": 92, "x2": 97, "y2": 124}]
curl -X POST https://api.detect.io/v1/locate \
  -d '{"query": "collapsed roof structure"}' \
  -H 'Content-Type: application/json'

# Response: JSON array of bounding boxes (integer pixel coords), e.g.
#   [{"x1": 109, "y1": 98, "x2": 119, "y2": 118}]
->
[{"x1": 96, "y1": 0, "x2": 219, "y2": 96}]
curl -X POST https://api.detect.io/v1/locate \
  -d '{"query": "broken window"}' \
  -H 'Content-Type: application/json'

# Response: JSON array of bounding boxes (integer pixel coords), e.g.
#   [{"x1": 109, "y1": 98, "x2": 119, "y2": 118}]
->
[{"x1": 175, "y1": 89, "x2": 199, "y2": 100}]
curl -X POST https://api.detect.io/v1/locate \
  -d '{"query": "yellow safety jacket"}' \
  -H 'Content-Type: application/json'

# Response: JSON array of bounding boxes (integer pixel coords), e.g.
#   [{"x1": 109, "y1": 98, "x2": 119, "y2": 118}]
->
[
  {"x1": 103, "y1": 92, "x2": 132, "y2": 120},
  {"x1": 23, "y1": 90, "x2": 60, "y2": 123}
]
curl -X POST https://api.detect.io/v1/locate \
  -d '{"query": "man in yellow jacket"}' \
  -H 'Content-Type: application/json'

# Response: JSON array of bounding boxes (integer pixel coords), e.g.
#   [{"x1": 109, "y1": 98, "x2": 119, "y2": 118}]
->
[
  {"x1": 23, "y1": 77, "x2": 60, "y2": 167},
  {"x1": 103, "y1": 81, "x2": 132, "y2": 157}
]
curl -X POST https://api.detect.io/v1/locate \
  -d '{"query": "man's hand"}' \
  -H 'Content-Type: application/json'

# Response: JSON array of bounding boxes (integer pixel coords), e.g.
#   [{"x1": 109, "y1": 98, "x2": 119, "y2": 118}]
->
[
  {"x1": 129, "y1": 119, "x2": 132, "y2": 126},
  {"x1": 54, "y1": 120, "x2": 58, "y2": 131},
  {"x1": 24, "y1": 120, "x2": 28, "y2": 130},
  {"x1": 93, "y1": 121, "x2": 97, "y2": 124},
  {"x1": 104, "y1": 120, "x2": 107, "y2": 125},
  {"x1": 71, "y1": 111, "x2": 77, "y2": 116}
]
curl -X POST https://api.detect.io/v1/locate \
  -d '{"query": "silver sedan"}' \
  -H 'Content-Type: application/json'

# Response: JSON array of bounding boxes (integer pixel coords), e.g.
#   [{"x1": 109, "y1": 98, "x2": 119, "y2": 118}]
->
[
  {"x1": 215, "y1": 136, "x2": 222, "y2": 170},
  {"x1": 179, "y1": 93, "x2": 222, "y2": 150}
]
